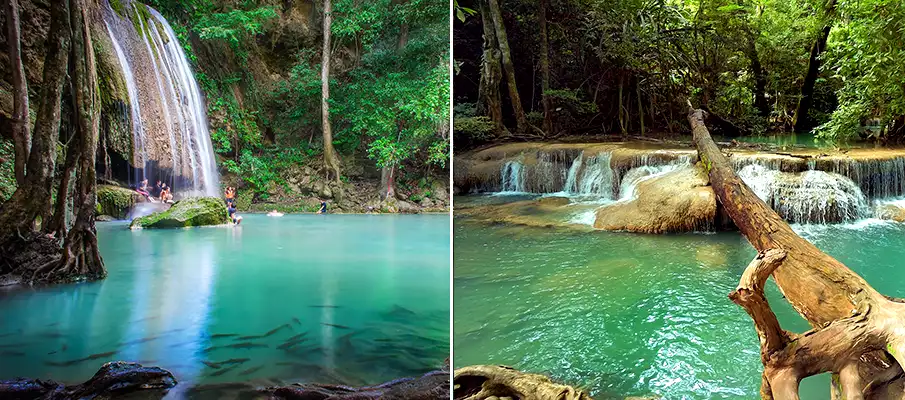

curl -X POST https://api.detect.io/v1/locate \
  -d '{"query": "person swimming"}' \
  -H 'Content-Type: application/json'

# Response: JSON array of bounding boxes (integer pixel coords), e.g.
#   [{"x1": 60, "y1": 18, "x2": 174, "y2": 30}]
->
[{"x1": 267, "y1": 209, "x2": 284, "y2": 217}]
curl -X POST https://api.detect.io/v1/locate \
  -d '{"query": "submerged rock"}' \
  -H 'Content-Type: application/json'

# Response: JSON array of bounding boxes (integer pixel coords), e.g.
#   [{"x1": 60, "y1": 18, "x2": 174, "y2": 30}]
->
[
  {"x1": 130, "y1": 197, "x2": 229, "y2": 229},
  {"x1": 594, "y1": 166, "x2": 716, "y2": 233},
  {"x1": 265, "y1": 367, "x2": 449, "y2": 399},
  {"x1": 0, "y1": 361, "x2": 176, "y2": 399}
]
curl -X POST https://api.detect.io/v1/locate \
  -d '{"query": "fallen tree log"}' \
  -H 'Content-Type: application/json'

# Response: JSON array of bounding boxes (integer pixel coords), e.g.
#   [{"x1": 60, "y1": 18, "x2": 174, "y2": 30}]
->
[{"x1": 688, "y1": 102, "x2": 905, "y2": 399}]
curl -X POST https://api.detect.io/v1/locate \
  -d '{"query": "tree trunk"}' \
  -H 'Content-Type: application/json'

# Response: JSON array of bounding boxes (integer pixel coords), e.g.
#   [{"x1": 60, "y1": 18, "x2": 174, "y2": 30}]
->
[
  {"x1": 538, "y1": 0, "x2": 552, "y2": 135},
  {"x1": 379, "y1": 165, "x2": 396, "y2": 201},
  {"x1": 0, "y1": 0, "x2": 70, "y2": 243},
  {"x1": 5, "y1": 0, "x2": 28, "y2": 187},
  {"x1": 487, "y1": 0, "x2": 527, "y2": 135},
  {"x1": 477, "y1": 0, "x2": 504, "y2": 135},
  {"x1": 746, "y1": 29, "x2": 770, "y2": 119},
  {"x1": 793, "y1": 0, "x2": 835, "y2": 132},
  {"x1": 688, "y1": 101, "x2": 905, "y2": 398},
  {"x1": 48, "y1": 0, "x2": 105, "y2": 281},
  {"x1": 321, "y1": 0, "x2": 342, "y2": 184},
  {"x1": 45, "y1": 131, "x2": 80, "y2": 238}
]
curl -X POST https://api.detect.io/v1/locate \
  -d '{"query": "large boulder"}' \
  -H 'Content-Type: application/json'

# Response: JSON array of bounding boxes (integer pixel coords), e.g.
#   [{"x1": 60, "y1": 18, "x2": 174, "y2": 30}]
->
[
  {"x1": 594, "y1": 166, "x2": 717, "y2": 233},
  {"x1": 130, "y1": 197, "x2": 229, "y2": 229},
  {"x1": 96, "y1": 185, "x2": 143, "y2": 219}
]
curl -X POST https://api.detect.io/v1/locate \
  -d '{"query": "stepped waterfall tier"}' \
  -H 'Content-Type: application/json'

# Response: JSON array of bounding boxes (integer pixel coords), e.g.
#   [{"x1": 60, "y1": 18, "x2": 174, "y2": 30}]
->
[
  {"x1": 454, "y1": 143, "x2": 905, "y2": 227},
  {"x1": 101, "y1": 2, "x2": 219, "y2": 196}
]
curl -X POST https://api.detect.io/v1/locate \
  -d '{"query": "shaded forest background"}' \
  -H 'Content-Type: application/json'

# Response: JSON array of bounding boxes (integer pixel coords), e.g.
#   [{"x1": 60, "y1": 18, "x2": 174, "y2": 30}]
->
[{"x1": 453, "y1": 0, "x2": 905, "y2": 150}]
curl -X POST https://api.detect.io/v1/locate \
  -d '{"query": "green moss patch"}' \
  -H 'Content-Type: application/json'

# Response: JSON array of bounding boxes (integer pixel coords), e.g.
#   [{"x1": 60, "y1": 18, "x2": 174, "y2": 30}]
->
[
  {"x1": 130, "y1": 197, "x2": 230, "y2": 229},
  {"x1": 96, "y1": 185, "x2": 138, "y2": 219}
]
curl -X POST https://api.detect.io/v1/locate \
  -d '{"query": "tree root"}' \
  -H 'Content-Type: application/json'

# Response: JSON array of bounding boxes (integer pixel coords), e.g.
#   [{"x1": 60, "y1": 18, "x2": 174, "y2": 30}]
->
[
  {"x1": 0, "y1": 361, "x2": 176, "y2": 399},
  {"x1": 453, "y1": 365, "x2": 592, "y2": 400}
]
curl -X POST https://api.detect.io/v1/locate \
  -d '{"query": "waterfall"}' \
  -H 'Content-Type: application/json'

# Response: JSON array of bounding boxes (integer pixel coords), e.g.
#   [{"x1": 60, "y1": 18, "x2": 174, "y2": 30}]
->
[
  {"x1": 738, "y1": 164, "x2": 871, "y2": 223},
  {"x1": 102, "y1": 2, "x2": 220, "y2": 197},
  {"x1": 574, "y1": 153, "x2": 615, "y2": 198},
  {"x1": 500, "y1": 161, "x2": 525, "y2": 192}
]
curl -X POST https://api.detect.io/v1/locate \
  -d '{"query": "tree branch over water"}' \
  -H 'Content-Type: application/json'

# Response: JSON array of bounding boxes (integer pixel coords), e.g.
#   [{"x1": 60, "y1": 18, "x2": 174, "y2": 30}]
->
[{"x1": 688, "y1": 101, "x2": 905, "y2": 399}]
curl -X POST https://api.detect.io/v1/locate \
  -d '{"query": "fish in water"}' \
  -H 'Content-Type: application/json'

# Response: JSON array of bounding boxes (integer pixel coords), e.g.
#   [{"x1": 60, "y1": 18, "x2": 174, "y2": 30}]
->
[
  {"x1": 239, "y1": 365, "x2": 264, "y2": 376},
  {"x1": 1, "y1": 351, "x2": 25, "y2": 357},
  {"x1": 310, "y1": 305, "x2": 341, "y2": 309},
  {"x1": 218, "y1": 358, "x2": 250, "y2": 366},
  {"x1": 236, "y1": 324, "x2": 292, "y2": 341},
  {"x1": 45, "y1": 351, "x2": 118, "y2": 367},
  {"x1": 121, "y1": 336, "x2": 160, "y2": 346},
  {"x1": 210, "y1": 333, "x2": 237, "y2": 339},
  {"x1": 202, "y1": 361, "x2": 221, "y2": 369},
  {"x1": 265, "y1": 323, "x2": 291, "y2": 337},
  {"x1": 285, "y1": 332, "x2": 308, "y2": 342},
  {"x1": 277, "y1": 338, "x2": 309, "y2": 350},
  {"x1": 227, "y1": 342, "x2": 267, "y2": 350},
  {"x1": 209, "y1": 364, "x2": 239, "y2": 377},
  {"x1": 39, "y1": 332, "x2": 67, "y2": 339},
  {"x1": 291, "y1": 317, "x2": 301, "y2": 325},
  {"x1": 321, "y1": 323, "x2": 352, "y2": 330}
]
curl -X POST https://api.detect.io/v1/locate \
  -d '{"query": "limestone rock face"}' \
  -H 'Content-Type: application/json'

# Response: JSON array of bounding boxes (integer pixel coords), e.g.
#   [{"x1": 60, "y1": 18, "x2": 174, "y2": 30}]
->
[
  {"x1": 594, "y1": 166, "x2": 717, "y2": 233},
  {"x1": 129, "y1": 197, "x2": 229, "y2": 229}
]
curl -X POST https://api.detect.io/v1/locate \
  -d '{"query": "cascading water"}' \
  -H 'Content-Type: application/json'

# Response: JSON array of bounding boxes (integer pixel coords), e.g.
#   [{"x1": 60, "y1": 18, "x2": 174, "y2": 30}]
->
[
  {"x1": 102, "y1": 1, "x2": 220, "y2": 196},
  {"x1": 738, "y1": 164, "x2": 871, "y2": 223},
  {"x1": 574, "y1": 153, "x2": 615, "y2": 198},
  {"x1": 500, "y1": 161, "x2": 525, "y2": 192}
]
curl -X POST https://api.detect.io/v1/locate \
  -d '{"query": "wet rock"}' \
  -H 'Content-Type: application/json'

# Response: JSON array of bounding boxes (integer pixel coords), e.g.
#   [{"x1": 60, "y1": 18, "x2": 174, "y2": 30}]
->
[
  {"x1": 266, "y1": 369, "x2": 449, "y2": 400},
  {"x1": 0, "y1": 361, "x2": 176, "y2": 399},
  {"x1": 594, "y1": 166, "x2": 716, "y2": 233},
  {"x1": 130, "y1": 197, "x2": 229, "y2": 229},
  {"x1": 96, "y1": 184, "x2": 144, "y2": 219},
  {"x1": 96, "y1": 215, "x2": 116, "y2": 222},
  {"x1": 875, "y1": 203, "x2": 905, "y2": 222}
]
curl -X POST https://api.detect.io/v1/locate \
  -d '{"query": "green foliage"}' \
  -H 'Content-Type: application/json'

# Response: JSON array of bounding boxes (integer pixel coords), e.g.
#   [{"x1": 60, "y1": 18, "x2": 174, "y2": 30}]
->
[
  {"x1": 816, "y1": 0, "x2": 905, "y2": 141},
  {"x1": 195, "y1": 6, "x2": 277, "y2": 60},
  {"x1": 0, "y1": 139, "x2": 16, "y2": 204},
  {"x1": 545, "y1": 89, "x2": 598, "y2": 114}
]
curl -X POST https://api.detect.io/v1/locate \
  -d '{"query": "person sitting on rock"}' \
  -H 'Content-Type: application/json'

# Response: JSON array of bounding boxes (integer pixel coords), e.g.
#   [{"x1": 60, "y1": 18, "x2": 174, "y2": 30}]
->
[
  {"x1": 136, "y1": 179, "x2": 151, "y2": 199},
  {"x1": 317, "y1": 200, "x2": 327, "y2": 214}
]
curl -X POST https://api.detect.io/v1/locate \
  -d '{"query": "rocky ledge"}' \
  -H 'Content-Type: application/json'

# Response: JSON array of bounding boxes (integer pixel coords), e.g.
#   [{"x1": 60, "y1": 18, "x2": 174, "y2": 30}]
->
[
  {"x1": 0, "y1": 362, "x2": 176, "y2": 399},
  {"x1": 129, "y1": 197, "x2": 229, "y2": 229}
]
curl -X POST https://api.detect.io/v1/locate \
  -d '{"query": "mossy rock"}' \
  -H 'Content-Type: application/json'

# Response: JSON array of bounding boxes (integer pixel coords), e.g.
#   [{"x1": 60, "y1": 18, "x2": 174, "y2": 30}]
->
[
  {"x1": 97, "y1": 185, "x2": 141, "y2": 219},
  {"x1": 130, "y1": 197, "x2": 229, "y2": 229}
]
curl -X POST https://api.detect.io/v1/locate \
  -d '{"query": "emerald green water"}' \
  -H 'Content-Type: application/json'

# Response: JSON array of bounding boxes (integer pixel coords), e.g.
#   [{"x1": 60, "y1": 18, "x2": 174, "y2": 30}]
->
[
  {"x1": 454, "y1": 206, "x2": 905, "y2": 399},
  {"x1": 0, "y1": 214, "x2": 449, "y2": 394}
]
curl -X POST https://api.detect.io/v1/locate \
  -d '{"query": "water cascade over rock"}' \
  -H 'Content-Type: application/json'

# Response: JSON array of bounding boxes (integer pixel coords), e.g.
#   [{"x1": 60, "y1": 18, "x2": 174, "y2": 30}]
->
[
  {"x1": 101, "y1": 2, "x2": 220, "y2": 196},
  {"x1": 737, "y1": 164, "x2": 871, "y2": 223}
]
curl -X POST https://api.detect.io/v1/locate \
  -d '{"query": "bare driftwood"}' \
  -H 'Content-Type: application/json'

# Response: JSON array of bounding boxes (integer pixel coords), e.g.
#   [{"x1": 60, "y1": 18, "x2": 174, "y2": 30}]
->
[
  {"x1": 453, "y1": 365, "x2": 591, "y2": 400},
  {"x1": 688, "y1": 101, "x2": 905, "y2": 399},
  {"x1": 0, "y1": 361, "x2": 176, "y2": 399}
]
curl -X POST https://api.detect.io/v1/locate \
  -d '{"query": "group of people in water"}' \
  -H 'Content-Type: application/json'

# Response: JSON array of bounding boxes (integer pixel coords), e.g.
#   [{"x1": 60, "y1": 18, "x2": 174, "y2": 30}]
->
[
  {"x1": 135, "y1": 179, "x2": 174, "y2": 203},
  {"x1": 135, "y1": 180, "x2": 328, "y2": 224}
]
